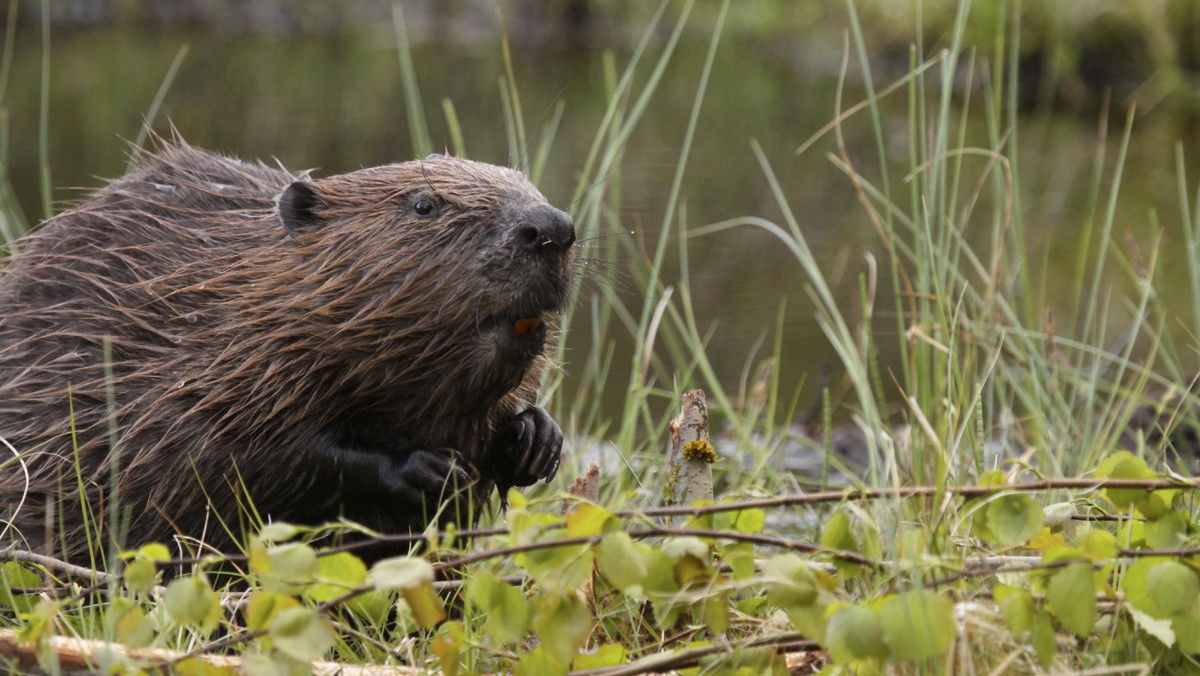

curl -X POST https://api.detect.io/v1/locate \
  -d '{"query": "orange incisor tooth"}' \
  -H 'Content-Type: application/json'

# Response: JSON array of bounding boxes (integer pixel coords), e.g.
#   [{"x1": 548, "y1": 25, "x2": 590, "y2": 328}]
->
[{"x1": 513, "y1": 318, "x2": 542, "y2": 336}]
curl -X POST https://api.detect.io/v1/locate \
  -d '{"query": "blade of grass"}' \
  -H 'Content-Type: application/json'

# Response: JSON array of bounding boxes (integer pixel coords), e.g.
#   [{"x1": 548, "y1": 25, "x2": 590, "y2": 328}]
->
[
  {"x1": 442, "y1": 98, "x2": 466, "y2": 157},
  {"x1": 131, "y1": 43, "x2": 190, "y2": 165},
  {"x1": 38, "y1": 0, "x2": 51, "y2": 221},
  {"x1": 392, "y1": 2, "x2": 432, "y2": 159}
]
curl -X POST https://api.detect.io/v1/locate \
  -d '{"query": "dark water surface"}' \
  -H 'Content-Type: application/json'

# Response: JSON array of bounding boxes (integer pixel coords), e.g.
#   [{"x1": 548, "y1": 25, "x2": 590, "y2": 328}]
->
[{"x1": 3, "y1": 13, "x2": 1197, "y2": 428}]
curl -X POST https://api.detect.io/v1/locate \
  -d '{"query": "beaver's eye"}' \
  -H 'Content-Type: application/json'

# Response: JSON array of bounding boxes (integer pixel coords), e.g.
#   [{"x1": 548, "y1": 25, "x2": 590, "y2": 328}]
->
[{"x1": 413, "y1": 198, "x2": 436, "y2": 216}]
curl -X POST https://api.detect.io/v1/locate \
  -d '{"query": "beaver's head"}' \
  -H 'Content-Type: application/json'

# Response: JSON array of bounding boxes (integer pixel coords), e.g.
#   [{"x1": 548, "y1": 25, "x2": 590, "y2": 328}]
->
[{"x1": 272, "y1": 155, "x2": 575, "y2": 420}]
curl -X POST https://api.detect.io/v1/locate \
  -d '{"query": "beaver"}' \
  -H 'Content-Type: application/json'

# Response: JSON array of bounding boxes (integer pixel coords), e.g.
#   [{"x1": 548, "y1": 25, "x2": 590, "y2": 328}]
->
[{"x1": 0, "y1": 138, "x2": 575, "y2": 565}]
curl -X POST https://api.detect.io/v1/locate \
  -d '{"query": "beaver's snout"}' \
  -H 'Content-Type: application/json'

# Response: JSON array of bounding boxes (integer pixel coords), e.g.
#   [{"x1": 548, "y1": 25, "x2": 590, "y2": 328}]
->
[{"x1": 514, "y1": 205, "x2": 575, "y2": 255}]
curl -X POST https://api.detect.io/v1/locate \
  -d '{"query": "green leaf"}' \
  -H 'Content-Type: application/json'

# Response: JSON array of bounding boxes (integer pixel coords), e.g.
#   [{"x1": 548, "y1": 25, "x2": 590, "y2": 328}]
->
[
  {"x1": 123, "y1": 557, "x2": 160, "y2": 594},
  {"x1": 248, "y1": 539, "x2": 271, "y2": 575},
  {"x1": 1145, "y1": 509, "x2": 1188, "y2": 549},
  {"x1": 16, "y1": 597, "x2": 56, "y2": 651},
  {"x1": 879, "y1": 590, "x2": 956, "y2": 661},
  {"x1": 1124, "y1": 556, "x2": 1168, "y2": 617},
  {"x1": 506, "y1": 488, "x2": 528, "y2": 511},
  {"x1": 701, "y1": 589, "x2": 730, "y2": 635},
  {"x1": 1026, "y1": 527, "x2": 1067, "y2": 551},
  {"x1": 662, "y1": 537, "x2": 709, "y2": 560},
  {"x1": 347, "y1": 590, "x2": 392, "y2": 626},
  {"x1": 513, "y1": 510, "x2": 595, "y2": 591},
  {"x1": 164, "y1": 574, "x2": 221, "y2": 635},
  {"x1": 1127, "y1": 604, "x2": 1176, "y2": 647},
  {"x1": 821, "y1": 510, "x2": 862, "y2": 577},
  {"x1": 106, "y1": 598, "x2": 155, "y2": 650},
  {"x1": 264, "y1": 543, "x2": 318, "y2": 591},
  {"x1": 1046, "y1": 562, "x2": 1096, "y2": 636},
  {"x1": 785, "y1": 602, "x2": 829, "y2": 649},
  {"x1": 522, "y1": 542, "x2": 595, "y2": 592},
  {"x1": 719, "y1": 541, "x2": 756, "y2": 581},
  {"x1": 515, "y1": 647, "x2": 567, "y2": 676},
  {"x1": 636, "y1": 542, "x2": 680, "y2": 596},
  {"x1": 0, "y1": 562, "x2": 41, "y2": 613},
  {"x1": 431, "y1": 621, "x2": 464, "y2": 676},
  {"x1": 673, "y1": 552, "x2": 712, "y2": 588},
  {"x1": 367, "y1": 556, "x2": 434, "y2": 590},
  {"x1": 969, "y1": 500, "x2": 996, "y2": 543},
  {"x1": 714, "y1": 508, "x2": 766, "y2": 535},
  {"x1": 1098, "y1": 453, "x2": 1157, "y2": 509},
  {"x1": 1095, "y1": 450, "x2": 1134, "y2": 478},
  {"x1": 258, "y1": 522, "x2": 302, "y2": 543},
  {"x1": 1081, "y1": 529, "x2": 1118, "y2": 561},
  {"x1": 509, "y1": 509, "x2": 560, "y2": 545},
  {"x1": 307, "y1": 551, "x2": 367, "y2": 603},
  {"x1": 466, "y1": 571, "x2": 529, "y2": 644},
  {"x1": 762, "y1": 554, "x2": 818, "y2": 609},
  {"x1": 1146, "y1": 561, "x2": 1200, "y2": 617},
  {"x1": 572, "y1": 644, "x2": 626, "y2": 670},
  {"x1": 826, "y1": 605, "x2": 889, "y2": 662},
  {"x1": 1137, "y1": 491, "x2": 1167, "y2": 519},
  {"x1": 978, "y1": 469, "x2": 1007, "y2": 487},
  {"x1": 597, "y1": 532, "x2": 647, "y2": 592},
  {"x1": 653, "y1": 597, "x2": 688, "y2": 631},
  {"x1": 1041, "y1": 545, "x2": 1086, "y2": 565},
  {"x1": 1173, "y1": 598, "x2": 1200, "y2": 654},
  {"x1": 117, "y1": 606, "x2": 155, "y2": 649},
  {"x1": 566, "y1": 503, "x2": 614, "y2": 537},
  {"x1": 270, "y1": 607, "x2": 336, "y2": 663},
  {"x1": 736, "y1": 597, "x2": 766, "y2": 616},
  {"x1": 1118, "y1": 518, "x2": 1147, "y2": 549},
  {"x1": 994, "y1": 584, "x2": 1034, "y2": 636},
  {"x1": 1042, "y1": 502, "x2": 1076, "y2": 529},
  {"x1": 245, "y1": 591, "x2": 300, "y2": 634},
  {"x1": 402, "y1": 584, "x2": 447, "y2": 630},
  {"x1": 985, "y1": 494, "x2": 1043, "y2": 546},
  {"x1": 820, "y1": 510, "x2": 858, "y2": 552},
  {"x1": 532, "y1": 591, "x2": 593, "y2": 663}
]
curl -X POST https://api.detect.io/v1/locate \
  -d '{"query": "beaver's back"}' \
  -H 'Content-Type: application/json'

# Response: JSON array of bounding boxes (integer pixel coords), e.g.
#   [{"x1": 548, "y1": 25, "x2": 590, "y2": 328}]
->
[{"x1": 0, "y1": 146, "x2": 298, "y2": 554}]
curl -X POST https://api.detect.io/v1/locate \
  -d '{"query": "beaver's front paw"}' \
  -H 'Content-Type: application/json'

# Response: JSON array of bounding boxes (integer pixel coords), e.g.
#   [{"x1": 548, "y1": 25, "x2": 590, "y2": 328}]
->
[
  {"x1": 379, "y1": 448, "x2": 473, "y2": 526},
  {"x1": 490, "y1": 406, "x2": 563, "y2": 494}
]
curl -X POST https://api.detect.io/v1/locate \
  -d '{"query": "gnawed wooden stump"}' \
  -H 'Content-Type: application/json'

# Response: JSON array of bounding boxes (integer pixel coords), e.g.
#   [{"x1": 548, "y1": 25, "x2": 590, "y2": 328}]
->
[{"x1": 663, "y1": 389, "x2": 715, "y2": 507}]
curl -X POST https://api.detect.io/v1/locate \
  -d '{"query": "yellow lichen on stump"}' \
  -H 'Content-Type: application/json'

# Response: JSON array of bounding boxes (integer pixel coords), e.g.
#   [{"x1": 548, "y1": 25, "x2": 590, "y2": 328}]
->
[{"x1": 682, "y1": 439, "x2": 717, "y2": 464}]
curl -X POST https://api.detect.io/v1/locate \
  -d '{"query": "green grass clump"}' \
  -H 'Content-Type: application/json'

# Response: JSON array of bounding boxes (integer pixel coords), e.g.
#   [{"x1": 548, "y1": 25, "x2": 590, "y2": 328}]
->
[{"x1": 4, "y1": 0, "x2": 1200, "y2": 674}]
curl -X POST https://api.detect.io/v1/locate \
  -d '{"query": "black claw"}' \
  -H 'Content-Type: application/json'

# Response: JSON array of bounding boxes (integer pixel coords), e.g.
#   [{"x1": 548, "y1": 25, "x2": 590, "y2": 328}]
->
[
  {"x1": 489, "y1": 406, "x2": 565, "y2": 491},
  {"x1": 517, "y1": 419, "x2": 536, "y2": 473},
  {"x1": 541, "y1": 449, "x2": 562, "y2": 482}
]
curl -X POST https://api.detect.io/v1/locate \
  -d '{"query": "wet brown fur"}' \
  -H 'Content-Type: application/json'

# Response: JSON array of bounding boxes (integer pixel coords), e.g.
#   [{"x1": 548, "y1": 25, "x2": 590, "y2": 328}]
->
[{"x1": 0, "y1": 139, "x2": 573, "y2": 563}]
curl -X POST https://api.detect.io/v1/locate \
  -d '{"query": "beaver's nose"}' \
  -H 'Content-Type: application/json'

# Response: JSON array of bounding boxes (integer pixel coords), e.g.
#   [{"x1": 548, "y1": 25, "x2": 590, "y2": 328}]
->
[{"x1": 515, "y1": 206, "x2": 575, "y2": 254}]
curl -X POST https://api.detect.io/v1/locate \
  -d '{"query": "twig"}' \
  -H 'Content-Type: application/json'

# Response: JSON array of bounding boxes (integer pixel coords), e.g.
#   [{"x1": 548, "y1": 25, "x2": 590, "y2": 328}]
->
[
  {"x1": 651, "y1": 526, "x2": 876, "y2": 566},
  {"x1": 567, "y1": 631, "x2": 816, "y2": 676},
  {"x1": 433, "y1": 524, "x2": 875, "y2": 572},
  {"x1": 624, "y1": 477, "x2": 1196, "y2": 519},
  {"x1": 0, "y1": 546, "x2": 118, "y2": 585},
  {"x1": 0, "y1": 628, "x2": 422, "y2": 676}
]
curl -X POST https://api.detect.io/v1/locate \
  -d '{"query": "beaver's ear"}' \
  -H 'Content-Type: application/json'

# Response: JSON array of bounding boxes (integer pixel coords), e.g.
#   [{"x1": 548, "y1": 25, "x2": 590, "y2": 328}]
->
[{"x1": 277, "y1": 181, "x2": 325, "y2": 236}]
